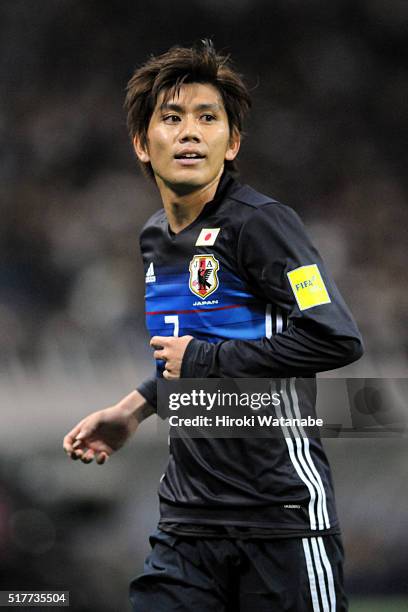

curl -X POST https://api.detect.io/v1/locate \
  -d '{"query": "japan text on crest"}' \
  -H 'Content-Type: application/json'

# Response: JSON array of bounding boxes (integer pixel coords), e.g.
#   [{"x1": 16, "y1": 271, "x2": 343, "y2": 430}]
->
[{"x1": 189, "y1": 254, "x2": 220, "y2": 298}]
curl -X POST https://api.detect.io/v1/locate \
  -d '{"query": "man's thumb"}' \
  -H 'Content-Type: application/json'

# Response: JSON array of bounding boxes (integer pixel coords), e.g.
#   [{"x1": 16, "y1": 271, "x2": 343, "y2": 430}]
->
[{"x1": 76, "y1": 429, "x2": 90, "y2": 440}]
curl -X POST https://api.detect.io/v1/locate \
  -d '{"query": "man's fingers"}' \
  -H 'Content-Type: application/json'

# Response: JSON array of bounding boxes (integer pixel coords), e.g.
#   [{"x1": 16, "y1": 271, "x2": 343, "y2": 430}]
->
[
  {"x1": 150, "y1": 336, "x2": 169, "y2": 349},
  {"x1": 63, "y1": 432, "x2": 80, "y2": 453},
  {"x1": 163, "y1": 369, "x2": 177, "y2": 380},
  {"x1": 96, "y1": 452, "x2": 109, "y2": 465},
  {"x1": 153, "y1": 349, "x2": 166, "y2": 360},
  {"x1": 63, "y1": 419, "x2": 90, "y2": 453},
  {"x1": 63, "y1": 416, "x2": 113, "y2": 463},
  {"x1": 81, "y1": 449, "x2": 95, "y2": 464},
  {"x1": 63, "y1": 433, "x2": 89, "y2": 456},
  {"x1": 64, "y1": 433, "x2": 89, "y2": 458},
  {"x1": 64, "y1": 420, "x2": 85, "y2": 442},
  {"x1": 76, "y1": 428, "x2": 92, "y2": 441},
  {"x1": 68, "y1": 445, "x2": 110, "y2": 465}
]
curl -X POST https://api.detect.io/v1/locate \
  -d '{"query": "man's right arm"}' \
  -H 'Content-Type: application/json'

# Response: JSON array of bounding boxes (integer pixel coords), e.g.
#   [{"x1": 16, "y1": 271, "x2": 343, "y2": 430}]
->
[
  {"x1": 137, "y1": 376, "x2": 157, "y2": 411},
  {"x1": 63, "y1": 389, "x2": 155, "y2": 465}
]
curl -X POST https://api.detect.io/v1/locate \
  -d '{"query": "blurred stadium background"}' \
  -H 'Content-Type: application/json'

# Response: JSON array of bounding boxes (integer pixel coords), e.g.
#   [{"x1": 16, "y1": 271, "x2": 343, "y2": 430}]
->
[{"x1": 1, "y1": 0, "x2": 407, "y2": 610}]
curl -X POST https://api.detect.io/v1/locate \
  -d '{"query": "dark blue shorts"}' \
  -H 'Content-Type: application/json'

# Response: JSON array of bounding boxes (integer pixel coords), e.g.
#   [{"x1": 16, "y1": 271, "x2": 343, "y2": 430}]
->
[{"x1": 129, "y1": 529, "x2": 347, "y2": 611}]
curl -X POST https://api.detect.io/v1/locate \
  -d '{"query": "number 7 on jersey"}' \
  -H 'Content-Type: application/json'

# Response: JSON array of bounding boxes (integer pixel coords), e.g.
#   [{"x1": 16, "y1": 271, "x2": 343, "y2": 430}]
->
[{"x1": 164, "y1": 315, "x2": 179, "y2": 337}]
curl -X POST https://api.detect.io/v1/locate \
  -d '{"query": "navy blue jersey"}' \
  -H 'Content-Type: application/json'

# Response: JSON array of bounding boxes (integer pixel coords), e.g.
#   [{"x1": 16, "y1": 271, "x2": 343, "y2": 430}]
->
[{"x1": 138, "y1": 172, "x2": 363, "y2": 534}]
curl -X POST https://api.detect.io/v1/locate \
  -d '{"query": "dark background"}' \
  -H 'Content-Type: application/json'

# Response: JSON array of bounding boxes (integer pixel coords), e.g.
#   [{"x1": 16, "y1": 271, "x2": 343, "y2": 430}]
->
[{"x1": 0, "y1": 1, "x2": 407, "y2": 610}]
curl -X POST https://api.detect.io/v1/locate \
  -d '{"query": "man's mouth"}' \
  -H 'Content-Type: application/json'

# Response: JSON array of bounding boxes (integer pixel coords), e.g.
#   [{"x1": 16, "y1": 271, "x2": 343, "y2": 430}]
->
[
  {"x1": 174, "y1": 152, "x2": 206, "y2": 166},
  {"x1": 174, "y1": 152, "x2": 205, "y2": 159}
]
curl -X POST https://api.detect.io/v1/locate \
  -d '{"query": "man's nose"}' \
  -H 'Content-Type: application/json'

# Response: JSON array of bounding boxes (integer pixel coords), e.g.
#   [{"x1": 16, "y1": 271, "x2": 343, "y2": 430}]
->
[{"x1": 178, "y1": 116, "x2": 201, "y2": 142}]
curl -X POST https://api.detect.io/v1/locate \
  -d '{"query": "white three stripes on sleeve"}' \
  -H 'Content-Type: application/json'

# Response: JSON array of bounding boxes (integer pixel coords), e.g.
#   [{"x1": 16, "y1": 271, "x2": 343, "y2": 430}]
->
[{"x1": 264, "y1": 304, "x2": 330, "y2": 531}]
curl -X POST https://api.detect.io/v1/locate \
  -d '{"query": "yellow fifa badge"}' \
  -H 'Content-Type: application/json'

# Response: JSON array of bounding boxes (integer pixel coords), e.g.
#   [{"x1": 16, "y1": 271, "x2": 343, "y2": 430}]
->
[{"x1": 287, "y1": 264, "x2": 331, "y2": 311}]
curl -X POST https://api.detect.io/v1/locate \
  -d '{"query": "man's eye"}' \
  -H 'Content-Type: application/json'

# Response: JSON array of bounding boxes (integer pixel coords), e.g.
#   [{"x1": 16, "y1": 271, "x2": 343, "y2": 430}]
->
[
  {"x1": 163, "y1": 115, "x2": 181, "y2": 123},
  {"x1": 202, "y1": 114, "x2": 216, "y2": 122}
]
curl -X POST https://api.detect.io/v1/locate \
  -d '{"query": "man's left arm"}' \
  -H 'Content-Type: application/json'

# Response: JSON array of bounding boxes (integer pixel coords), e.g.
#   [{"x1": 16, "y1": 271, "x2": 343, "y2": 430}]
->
[{"x1": 177, "y1": 202, "x2": 363, "y2": 378}]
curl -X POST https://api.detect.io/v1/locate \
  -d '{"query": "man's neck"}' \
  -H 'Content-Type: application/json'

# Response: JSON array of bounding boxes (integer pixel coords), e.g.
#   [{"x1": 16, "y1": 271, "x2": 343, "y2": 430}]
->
[{"x1": 156, "y1": 170, "x2": 223, "y2": 234}]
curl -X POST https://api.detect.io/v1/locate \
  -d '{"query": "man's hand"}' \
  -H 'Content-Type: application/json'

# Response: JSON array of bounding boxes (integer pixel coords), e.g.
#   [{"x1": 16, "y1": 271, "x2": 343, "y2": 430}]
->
[
  {"x1": 63, "y1": 390, "x2": 153, "y2": 465},
  {"x1": 150, "y1": 335, "x2": 193, "y2": 379}
]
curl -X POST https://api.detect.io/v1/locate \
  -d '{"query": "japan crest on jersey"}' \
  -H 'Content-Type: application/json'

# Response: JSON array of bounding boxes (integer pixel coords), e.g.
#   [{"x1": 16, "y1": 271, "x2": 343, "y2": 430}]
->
[{"x1": 189, "y1": 254, "x2": 220, "y2": 298}]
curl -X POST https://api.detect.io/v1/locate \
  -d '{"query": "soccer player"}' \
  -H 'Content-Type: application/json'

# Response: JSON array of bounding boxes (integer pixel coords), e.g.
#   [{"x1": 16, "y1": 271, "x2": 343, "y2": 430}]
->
[{"x1": 63, "y1": 41, "x2": 363, "y2": 611}]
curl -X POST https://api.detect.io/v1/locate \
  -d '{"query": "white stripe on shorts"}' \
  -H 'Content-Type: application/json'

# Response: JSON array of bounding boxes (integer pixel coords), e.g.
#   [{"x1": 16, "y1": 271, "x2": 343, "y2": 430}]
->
[
  {"x1": 317, "y1": 537, "x2": 336, "y2": 611},
  {"x1": 302, "y1": 538, "x2": 321, "y2": 611},
  {"x1": 303, "y1": 537, "x2": 336, "y2": 612}
]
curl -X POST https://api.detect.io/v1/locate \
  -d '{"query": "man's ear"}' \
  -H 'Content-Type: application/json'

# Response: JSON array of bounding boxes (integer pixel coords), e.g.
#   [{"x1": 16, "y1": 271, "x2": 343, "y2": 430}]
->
[
  {"x1": 225, "y1": 127, "x2": 241, "y2": 162},
  {"x1": 133, "y1": 135, "x2": 150, "y2": 163}
]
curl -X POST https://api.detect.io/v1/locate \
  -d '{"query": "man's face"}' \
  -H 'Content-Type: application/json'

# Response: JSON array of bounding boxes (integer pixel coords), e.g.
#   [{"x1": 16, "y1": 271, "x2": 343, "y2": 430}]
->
[{"x1": 134, "y1": 82, "x2": 240, "y2": 192}]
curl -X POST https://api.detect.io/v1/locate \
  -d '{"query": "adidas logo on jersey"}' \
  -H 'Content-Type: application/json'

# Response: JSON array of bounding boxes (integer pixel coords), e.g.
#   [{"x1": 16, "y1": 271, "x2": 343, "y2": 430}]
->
[{"x1": 145, "y1": 262, "x2": 156, "y2": 283}]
